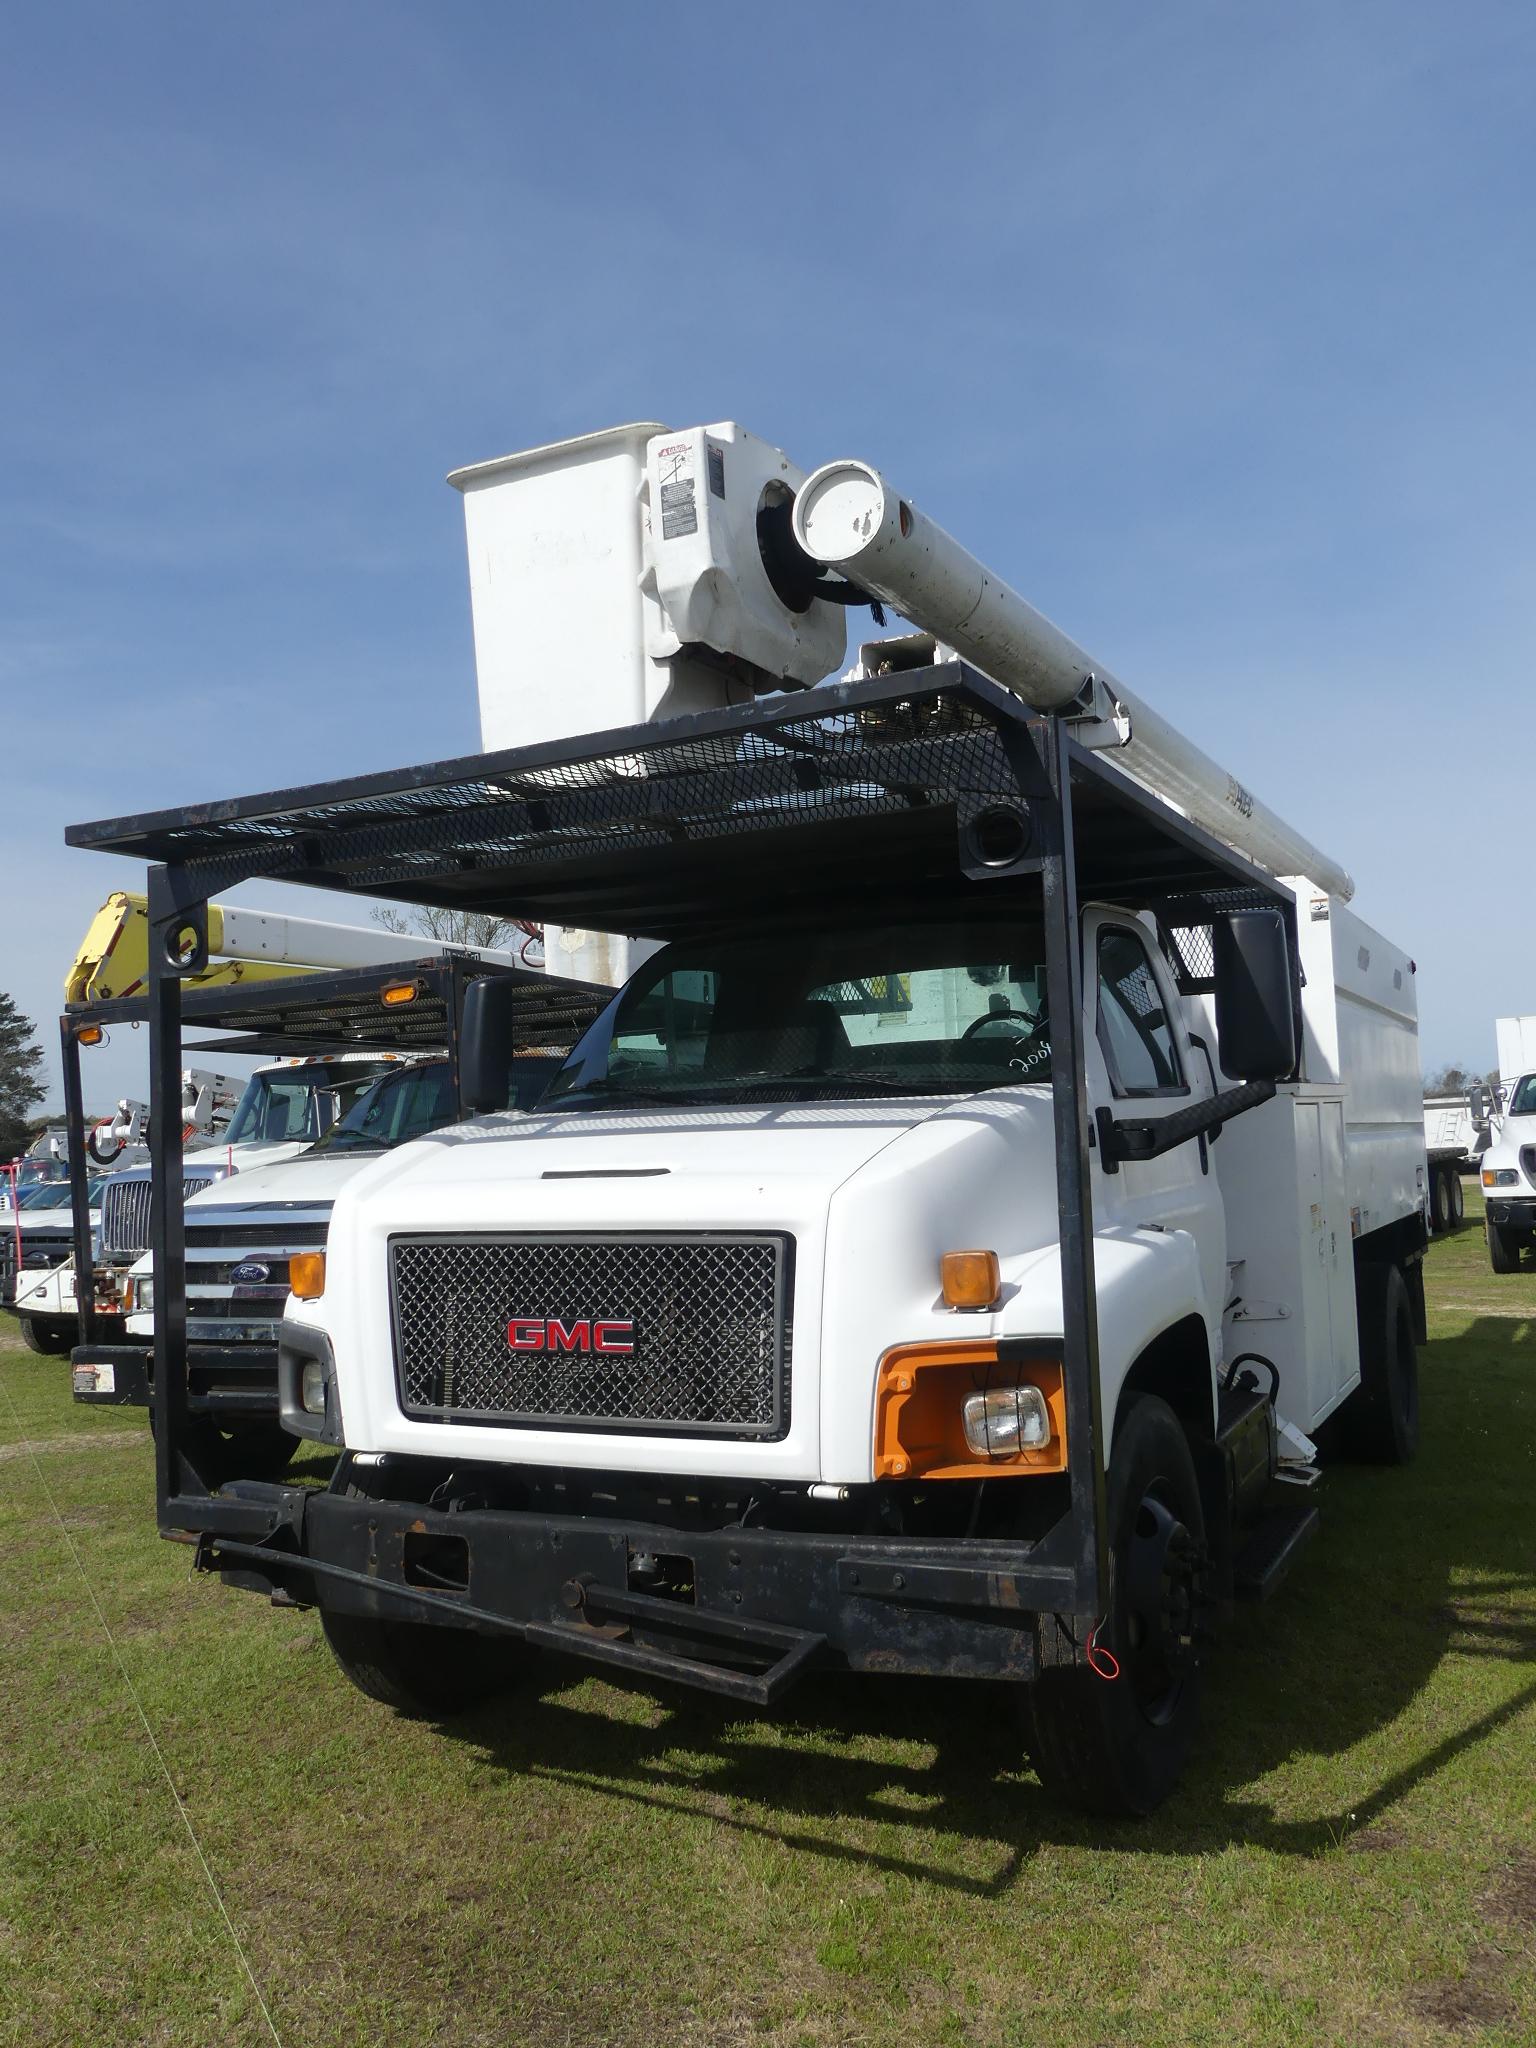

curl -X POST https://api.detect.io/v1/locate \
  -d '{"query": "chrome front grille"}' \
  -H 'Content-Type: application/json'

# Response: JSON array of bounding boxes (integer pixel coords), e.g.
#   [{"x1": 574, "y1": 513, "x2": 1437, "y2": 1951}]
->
[
  {"x1": 100, "y1": 1176, "x2": 218, "y2": 1257},
  {"x1": 390, "y1": 1233, "x2": 792, "y2": 1438}
]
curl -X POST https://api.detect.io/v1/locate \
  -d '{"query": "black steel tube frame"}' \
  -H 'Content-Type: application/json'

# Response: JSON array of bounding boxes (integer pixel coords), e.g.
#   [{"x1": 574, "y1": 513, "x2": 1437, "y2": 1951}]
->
[{"x1": 92, "y1": 666, "x2": 1293, "y2": 1619}]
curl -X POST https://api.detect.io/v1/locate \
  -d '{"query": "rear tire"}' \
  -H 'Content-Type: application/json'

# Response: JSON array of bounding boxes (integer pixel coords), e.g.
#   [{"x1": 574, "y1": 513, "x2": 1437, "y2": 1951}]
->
[
  {"x1": 1344, "y1": 1262, "x2": 1419, "y2": 1463},
  {"x1": 18, "y1": 1315, "x2": 72, "y2": 1356},
  {"x1": 1448, "y1": 1172, "x2": 1464, "y2": 1226},
  {"x1": 1020, "y1": 1394, "x2": 1208, "y2": 1817},
  {"x1": 1429, "y1": 1168, "x2": 1450, "y2": 1234},
  {"x1": 320, "y1": 1609, "x2": 529, "y2": 1717},
  {"x1": 1488, "y1": 1219, "x2": 1521, "y2": 1274}
]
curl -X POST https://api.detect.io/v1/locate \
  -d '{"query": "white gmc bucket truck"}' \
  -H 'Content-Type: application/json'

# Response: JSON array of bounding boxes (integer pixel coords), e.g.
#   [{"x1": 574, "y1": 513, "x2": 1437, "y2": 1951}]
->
[{"x1": 66, "y1": 423, "x2": 1429, "y2": 1816}]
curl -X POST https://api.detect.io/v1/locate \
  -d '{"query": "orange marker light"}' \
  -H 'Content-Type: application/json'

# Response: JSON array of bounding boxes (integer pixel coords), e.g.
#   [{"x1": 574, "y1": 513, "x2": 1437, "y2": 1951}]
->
[
  {"x1": 289, "y1": 1252, "x2": 327, "y2": 1300},
  {"x1": 77, "y1": 1025, "x2": 104, "y2": 1047},
  {"x1": 940, "y1": 1249, "x2": 1001, "y2": 1310},
  {"x1": 381, "y1": 981, "x2": 420, "y2": 1006}
]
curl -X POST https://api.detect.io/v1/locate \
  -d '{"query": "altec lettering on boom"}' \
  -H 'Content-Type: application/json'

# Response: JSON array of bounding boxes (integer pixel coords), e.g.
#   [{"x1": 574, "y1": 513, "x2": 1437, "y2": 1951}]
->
[{"x1": 506, "y1": 1317, "x2": 635, "y2": 1354}]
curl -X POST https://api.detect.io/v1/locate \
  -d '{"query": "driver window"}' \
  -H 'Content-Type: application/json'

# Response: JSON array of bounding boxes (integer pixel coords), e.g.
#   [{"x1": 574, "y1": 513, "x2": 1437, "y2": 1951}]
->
[{"x1": 1096, "y1": 927, "x2": 1185, "y2": 1098}]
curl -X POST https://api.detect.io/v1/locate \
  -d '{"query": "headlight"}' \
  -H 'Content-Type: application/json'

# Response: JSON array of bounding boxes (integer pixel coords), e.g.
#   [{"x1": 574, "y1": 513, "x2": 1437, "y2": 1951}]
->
[
  {"x1": 134, "y1": 1278, "x2": 154, "y2": 1313},
  {"x1": 300, "y1": 1358, "x2": 328, "y2": 1416},
  {"x1": 963, "y1": 1384, "x2": 1053, "y2": 1457},
  {"x1": 1482, "y1": 1168, "x2": 1519, "y2": 1188}
]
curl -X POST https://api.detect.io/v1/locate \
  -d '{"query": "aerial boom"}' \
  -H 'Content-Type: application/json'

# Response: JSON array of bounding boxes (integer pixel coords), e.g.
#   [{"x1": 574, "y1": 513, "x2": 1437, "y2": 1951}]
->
[
  {"x1": 794, "y1": 458, "x2": 1354, "y2": 901},
  {"x1": 66, "y1": 892, "x2": 522, "y2": 1006}
]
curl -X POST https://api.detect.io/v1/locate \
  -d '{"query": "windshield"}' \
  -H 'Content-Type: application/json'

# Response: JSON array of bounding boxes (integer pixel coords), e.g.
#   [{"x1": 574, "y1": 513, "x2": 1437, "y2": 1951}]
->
[
  {"x1": 15, "y1": 1179, "x2": 109, "y2": 1211},
  {"x1": 223, "y1": 1063, "x2": 396, "y2": 1147},
  {"x1": 311, "y1": 1061, "x2": 457, "y2": 1153},
  {"x1": 1510, "y1": 1075, "x2": 1536, "y2": 1117},
  {"x1": 543, "y1": 920, "x2": 1052, "y2": 1111}
]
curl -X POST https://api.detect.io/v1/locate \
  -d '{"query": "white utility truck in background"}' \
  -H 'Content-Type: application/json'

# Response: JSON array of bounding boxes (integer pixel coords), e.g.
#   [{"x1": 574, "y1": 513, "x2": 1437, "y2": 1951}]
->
[
  {"x1": 1476, "y1": 1014, "x2": 1536, "y2": 1271},
  {"x1": 69, "y1": 421, "x2": 1428, "y2": 1817},
  {"x1": 67, "y1": 953, "x2": 608, "y2": 1479}
]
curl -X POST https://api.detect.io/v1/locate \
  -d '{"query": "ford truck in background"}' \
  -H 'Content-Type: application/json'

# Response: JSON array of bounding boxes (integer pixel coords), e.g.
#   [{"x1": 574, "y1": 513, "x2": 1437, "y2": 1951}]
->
[
  {"x1": 68, "y1": 956, "x2": 606, "y2": 1477},
  {"x1": 66, "y1": 421, "x2": 1429, "y2": 1816}
]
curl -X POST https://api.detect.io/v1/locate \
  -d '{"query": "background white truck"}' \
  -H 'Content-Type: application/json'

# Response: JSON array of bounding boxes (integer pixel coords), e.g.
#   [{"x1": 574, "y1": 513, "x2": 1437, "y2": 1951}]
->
[
  {"x1": 68, "y1": 954, "x2": 607, "y2": 1476},
  {"x1": 1477, "y1": 1020, "x2": 1536, "y2": 1272},
  {"x1": 67, "y1": 420, "x2": 1429, "y2": 1817}
]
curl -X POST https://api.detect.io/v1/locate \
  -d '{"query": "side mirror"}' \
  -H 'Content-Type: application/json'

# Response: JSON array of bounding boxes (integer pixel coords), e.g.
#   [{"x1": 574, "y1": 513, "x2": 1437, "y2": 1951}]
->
[
  {"x1": 1467, "y1": 1082, "x2": 1488, "y2": 1125},
  {"x1": 1213, "y1": 910, "x2": 1296, "y2": 1081},
  {"x1": 459, "y1": 976, "x2": 521, "y2": 1114}
]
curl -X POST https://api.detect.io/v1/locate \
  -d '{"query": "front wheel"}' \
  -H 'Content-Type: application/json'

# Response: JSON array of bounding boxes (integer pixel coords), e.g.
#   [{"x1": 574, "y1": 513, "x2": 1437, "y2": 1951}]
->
[
  {"x1": 321, "y1": 1609, "x2": 531, "y2": 1718},
  {"x1": 1488, "y1": 1219, "x2": 1522, "y2": 1274},
  {"x1": 1020, "y1": 1394, "x2": 1208, "y2": 1817},
  {"x1": 18, "y1": 1315, "x2": 73, "y2": 1356}
]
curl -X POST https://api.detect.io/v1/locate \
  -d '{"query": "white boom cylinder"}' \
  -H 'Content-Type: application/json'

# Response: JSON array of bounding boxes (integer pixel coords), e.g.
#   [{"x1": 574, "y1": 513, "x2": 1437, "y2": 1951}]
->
[
  {"x1": 793, "y1": 460, "x2": 1354, "y2": 901},
  {"x1": 213, "y1": 906, "x2": 521, "y2": 972}
]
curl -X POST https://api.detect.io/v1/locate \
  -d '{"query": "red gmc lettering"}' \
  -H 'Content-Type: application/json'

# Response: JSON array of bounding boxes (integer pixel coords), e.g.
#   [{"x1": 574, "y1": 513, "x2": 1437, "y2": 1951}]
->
[{"x1": 506, "y1": 1318, "x2": 635, "y2": 1354}]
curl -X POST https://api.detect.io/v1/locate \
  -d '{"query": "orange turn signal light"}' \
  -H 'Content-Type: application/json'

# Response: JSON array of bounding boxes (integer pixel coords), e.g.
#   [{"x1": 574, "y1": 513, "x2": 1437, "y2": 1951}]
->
[
  {"x1": 289, "y1": 1251, "x2": 327, "y2": 1300},
  {"x1": 940, "y1": 1249, "x2": 1001, "y2": 1310},
  {"x1": 381, "y1": 980, "x2": 421, "y2": 1006},
  {"x1": 77, "y1": 1025, "x2": 104, "y2": 1047},
  {"x1": 873, "y1": 1340, "x2": 1066, "y2": 1481}
]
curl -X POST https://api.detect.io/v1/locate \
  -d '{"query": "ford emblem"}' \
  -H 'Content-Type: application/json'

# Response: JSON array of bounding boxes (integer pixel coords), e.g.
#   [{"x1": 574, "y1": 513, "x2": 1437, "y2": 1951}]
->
[{"x1": 230, "y1": 1261, "x2": 272, "y2": 1285}]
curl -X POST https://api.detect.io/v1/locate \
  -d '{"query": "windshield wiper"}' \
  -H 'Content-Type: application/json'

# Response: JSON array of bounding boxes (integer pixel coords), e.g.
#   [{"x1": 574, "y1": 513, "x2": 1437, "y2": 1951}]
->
[{"x1": 544, "y1": 1076, "x2": 690, "y2": 1110}]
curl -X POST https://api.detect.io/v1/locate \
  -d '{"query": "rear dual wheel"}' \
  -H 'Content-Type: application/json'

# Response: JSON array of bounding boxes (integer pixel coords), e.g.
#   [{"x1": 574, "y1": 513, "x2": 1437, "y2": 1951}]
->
[
  {"x1": 1343, "y1": 1262, "x2": 1419, "y2": 1464},
  {"x1": 1021, "y1": 1394, "x2": 1208, "y2": 1817}
]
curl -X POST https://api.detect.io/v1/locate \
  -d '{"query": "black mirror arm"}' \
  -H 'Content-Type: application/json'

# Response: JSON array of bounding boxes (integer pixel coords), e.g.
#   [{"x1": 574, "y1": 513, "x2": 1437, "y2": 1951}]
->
[{"x1": 1096, "y1": 1079, "x2": 1277, "y2": 1175}]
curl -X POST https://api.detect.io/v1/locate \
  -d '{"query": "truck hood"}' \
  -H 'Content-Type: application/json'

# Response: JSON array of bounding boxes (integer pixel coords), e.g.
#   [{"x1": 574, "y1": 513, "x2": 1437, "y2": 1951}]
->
[
  {"x1": 1482, "y1": 1113, "x2": 1536, "y2": 1177},
  {"x1": 183, "y1": 1150, "x2": 379, "y2": 1209},
  {"x1": 334, "y1": 1093, "x2": 976, "y2": 1209},
  {"x1": 314, "y1": 1086, "x2": 1076, "y2": 1485}
]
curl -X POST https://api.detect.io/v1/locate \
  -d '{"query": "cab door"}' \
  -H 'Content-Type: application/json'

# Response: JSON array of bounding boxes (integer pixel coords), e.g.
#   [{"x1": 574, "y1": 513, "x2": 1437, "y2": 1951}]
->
[{"x1": 1082, "y1": 908, "x2": 1227, "y2": 1333}]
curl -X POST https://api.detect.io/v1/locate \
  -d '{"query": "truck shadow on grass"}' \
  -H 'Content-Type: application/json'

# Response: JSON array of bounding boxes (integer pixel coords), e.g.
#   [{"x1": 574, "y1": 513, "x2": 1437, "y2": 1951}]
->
[{"x1": 458, "y1": 1313, "x2": 1536, "y2": 1892}]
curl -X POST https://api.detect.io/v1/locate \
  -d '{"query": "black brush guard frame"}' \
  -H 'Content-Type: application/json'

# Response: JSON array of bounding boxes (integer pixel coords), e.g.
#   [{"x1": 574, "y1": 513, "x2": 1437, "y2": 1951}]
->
[{"x1": 65, "y1": 661, "x2": 1297, "y2": 1692}]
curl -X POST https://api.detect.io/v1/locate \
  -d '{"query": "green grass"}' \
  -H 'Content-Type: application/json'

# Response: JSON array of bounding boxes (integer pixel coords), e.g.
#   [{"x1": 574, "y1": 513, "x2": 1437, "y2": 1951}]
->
[{"x1": 2, "y1": 1190, "x2": 1533, "y2": 2047}]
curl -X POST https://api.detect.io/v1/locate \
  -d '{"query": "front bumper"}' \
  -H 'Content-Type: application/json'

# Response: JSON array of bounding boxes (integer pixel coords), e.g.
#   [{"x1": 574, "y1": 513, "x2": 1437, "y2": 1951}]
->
[
  {"x1": 71, "y1": 1342, "x2": 280, "y2": 1415},
  {"x1": 1485, "y1": 1196, "x2": 1536, "y2": 1231},
  {"x1": 194, "y1": 1480, "x2": 1081, "y2": 1703}
]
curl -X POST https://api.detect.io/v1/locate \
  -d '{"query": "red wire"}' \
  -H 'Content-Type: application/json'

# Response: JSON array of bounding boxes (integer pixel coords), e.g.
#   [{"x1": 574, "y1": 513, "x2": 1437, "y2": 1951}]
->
[{"x1": 1085, "y1": 1620, "x2": 1121, "y2": 1682}]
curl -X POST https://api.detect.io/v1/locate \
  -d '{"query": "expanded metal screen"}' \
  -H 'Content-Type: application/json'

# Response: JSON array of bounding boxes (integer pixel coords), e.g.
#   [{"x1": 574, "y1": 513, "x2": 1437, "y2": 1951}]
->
[
  {"x1": 69, "y1": 684, "x2": 1026, "y2": 918},
  {"x1": 390, "y1": 1233, "x2": 792, "y2": 1439}
]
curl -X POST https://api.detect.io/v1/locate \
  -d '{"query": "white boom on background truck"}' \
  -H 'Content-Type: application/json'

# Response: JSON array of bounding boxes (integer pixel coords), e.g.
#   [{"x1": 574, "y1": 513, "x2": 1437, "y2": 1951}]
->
[{"x1": 67, "y1": 421, "x2": 1429, "y2": 1817}]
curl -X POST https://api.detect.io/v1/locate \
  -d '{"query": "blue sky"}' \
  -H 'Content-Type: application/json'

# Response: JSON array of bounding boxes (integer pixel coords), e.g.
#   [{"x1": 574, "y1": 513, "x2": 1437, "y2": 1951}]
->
[{"x1": 3, "y1": 0, "x2": 1533, "y2": 1108}]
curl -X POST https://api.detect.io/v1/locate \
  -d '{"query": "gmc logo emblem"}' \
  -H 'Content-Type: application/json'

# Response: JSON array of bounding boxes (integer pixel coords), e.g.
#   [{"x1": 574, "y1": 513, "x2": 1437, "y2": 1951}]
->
[{"x1": 507, "y1": 1317, "x2": 635, "y2": 1354}]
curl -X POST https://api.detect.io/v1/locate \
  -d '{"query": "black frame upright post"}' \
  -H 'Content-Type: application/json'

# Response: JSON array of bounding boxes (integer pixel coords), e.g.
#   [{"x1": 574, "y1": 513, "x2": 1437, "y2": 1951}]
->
[
  {"x1": 146, "y1": 863, "x2": 205, "y2": 1523},
  {"x1": 59, "y1": 1018, "x2": 98, "y2": 1349},
  {"x1": 1037, "y1": 714, "x2": 1109, "y2": 1612}
]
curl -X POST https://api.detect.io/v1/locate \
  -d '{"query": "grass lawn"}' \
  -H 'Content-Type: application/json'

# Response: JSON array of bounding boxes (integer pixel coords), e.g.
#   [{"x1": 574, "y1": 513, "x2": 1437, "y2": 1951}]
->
[{"x1": 2, "y1": 1190, "x2": 1532, "y2": 2046}]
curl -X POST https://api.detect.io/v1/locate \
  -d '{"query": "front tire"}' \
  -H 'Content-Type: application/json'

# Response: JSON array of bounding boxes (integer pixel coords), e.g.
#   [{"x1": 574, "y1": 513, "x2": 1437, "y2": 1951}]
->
[
  {"x1": 320, "y1": 1609, "x2": 529, "y2": 1718},
  {"x1": 1488, "y1": 1219, "x2": 1522, "y2": 1274},
  {"x1": 1021, "y1": 1394, "x2": 1208, "y2": 1817},
  {"x1": 18, "y1": 1315, "x2": 73, "y2": 1356}
]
